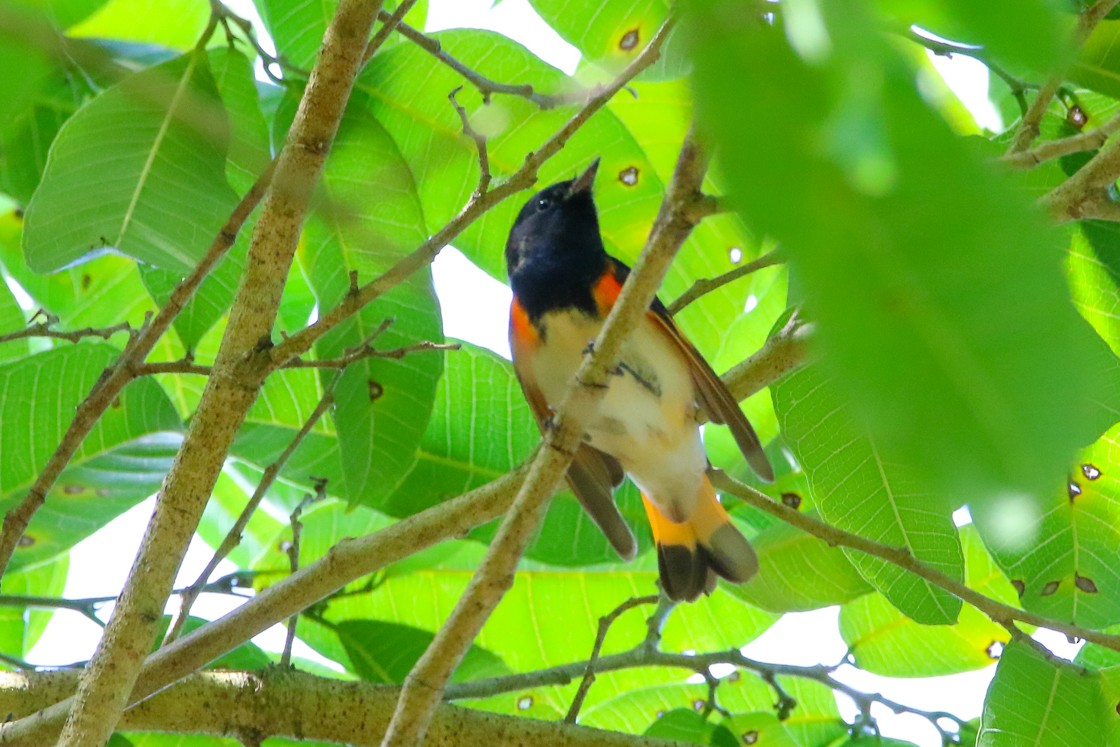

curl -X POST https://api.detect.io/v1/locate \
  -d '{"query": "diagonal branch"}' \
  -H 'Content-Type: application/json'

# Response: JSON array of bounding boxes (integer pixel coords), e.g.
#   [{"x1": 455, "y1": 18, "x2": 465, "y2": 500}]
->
[
  {"x1": 381, "y1": 113, "x2": 704, "y2": 747},
  {"x1": 709, "y1": 470, "x2": 1120, "y2": 653}
]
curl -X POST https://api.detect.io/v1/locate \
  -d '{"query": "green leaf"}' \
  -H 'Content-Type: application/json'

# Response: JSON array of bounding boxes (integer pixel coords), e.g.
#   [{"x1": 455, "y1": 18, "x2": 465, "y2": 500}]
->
[
  {"x1": 729, "y1": 515, "x2": 873, "y2": 613},
  {"x1": 1, "y1": 210, "x2": 156, "y2": 333},
  {"x1": 138, "y1": 47, "x2": 270, "y2": 350},
  {"x1": 0, "y1": 344, "x2": 182, "y2": 569},
  {"x1": 687, "y1": 0, "x2": 1107, "y2": 517},
  {"x1": 336, "y1": 619, "x2": 508, "y2": 684},
  {"x1": 978, "y1": 640, "x2": 1108, "y2": 746},
  {"x1": 301, "y1": 99, "x2": 441, "y2": 510},
  {"x1": 976, "y1": 422, "x2": 1120, "y2": 629},
  {"x1": 1069, "y1": 221, "x2": 1120, "y2": 353},
  {"x1": 6, "y1": 0, "x2": 110, "y2": 28},
  {"x1": 773, "y1": 363, "x2": 963, "y2": 624},
  {"x1": 68, "y1": 0, "x2": 210, "y2": 50},
  {"x1": 0, "y1": 552, "x2": 68, "y2": 662},
  {"x1": 839, "y1": 525, "x2": 1014, "y2": 676},
  {"x1": 23, "y1": 51, "x2": 238, "y2": 274}
]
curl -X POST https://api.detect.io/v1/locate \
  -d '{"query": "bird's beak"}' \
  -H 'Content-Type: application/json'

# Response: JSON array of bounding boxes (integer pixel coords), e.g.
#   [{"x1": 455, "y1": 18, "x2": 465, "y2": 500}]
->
[{"x1": 567, "y1": 158, "x2": 600, "y2": 198}]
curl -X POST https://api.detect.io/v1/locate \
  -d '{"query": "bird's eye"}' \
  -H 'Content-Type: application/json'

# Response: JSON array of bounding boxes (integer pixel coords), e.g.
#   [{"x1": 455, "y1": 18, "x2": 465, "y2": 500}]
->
[{"x1": 536, "y1": 197, "x2": 552, "y2": 211}]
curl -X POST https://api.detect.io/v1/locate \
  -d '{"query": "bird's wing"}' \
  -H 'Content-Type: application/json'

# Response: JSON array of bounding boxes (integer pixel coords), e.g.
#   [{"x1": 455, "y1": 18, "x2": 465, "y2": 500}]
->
[
  {"x1": 509, "y1": 303, "x2": 637, "y2": 559},
  {"x1": 608, "y1": 258, "x2": 774, "y2": 482}
]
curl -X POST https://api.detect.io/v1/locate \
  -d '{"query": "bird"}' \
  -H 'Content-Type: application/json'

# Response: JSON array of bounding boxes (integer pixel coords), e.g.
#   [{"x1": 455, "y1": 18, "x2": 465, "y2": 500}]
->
[{"x1": 505, "y1": 158, "x2": 774, "y2": 602}]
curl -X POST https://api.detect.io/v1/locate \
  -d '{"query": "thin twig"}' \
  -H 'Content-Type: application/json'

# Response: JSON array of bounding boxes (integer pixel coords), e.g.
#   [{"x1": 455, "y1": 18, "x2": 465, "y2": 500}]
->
[
  {"x1": 281, "y1": 492, "x2": 321, "y2": 667},
  {"x1": 667, "y1": 248, "x2": 783, "y2": 315},
  {"x1": 0, "y1": 313, "x2": 133, "y2": 346},
  {"x1": 709, "y1": 470, "x2": 1120, "y2": 653},
  {"x1": 164, "y1": 386, "x2": 337, "y2": 644},
  {"x1": 449, "y1": 86, "x2": 492, "y2": 196},
  {"x1": 564, "y1": 595, "x2": 659, "y2": 723}
]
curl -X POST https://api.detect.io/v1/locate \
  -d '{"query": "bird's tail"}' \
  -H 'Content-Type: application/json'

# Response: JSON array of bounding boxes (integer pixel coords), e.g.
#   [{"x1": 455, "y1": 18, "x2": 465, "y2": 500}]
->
[{"x1": 642, "y1": 475, "x2": 757, "y2": 603}]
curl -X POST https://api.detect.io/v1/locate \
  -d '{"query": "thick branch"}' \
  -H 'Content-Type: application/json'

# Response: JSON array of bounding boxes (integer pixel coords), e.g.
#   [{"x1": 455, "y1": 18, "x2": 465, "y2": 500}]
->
[
  {"x1": 46, "y1": 3, "x2": 382, "y2": 745},
  {"x1": 723, "y1": 319, "x2": 812, "y2": 402},
  {"x1": 382, "y1": 116, "x2": 704, "y2": 747},
  {"x1": 1040, "y1": 135, "x2": 1120, "y2": 221},
  {"x1": 0, "y1": 670, "x2": 686, "y2": 747},
  {"x1": 1003, "y1": 110, "x2": 1120, "y2": 169}
]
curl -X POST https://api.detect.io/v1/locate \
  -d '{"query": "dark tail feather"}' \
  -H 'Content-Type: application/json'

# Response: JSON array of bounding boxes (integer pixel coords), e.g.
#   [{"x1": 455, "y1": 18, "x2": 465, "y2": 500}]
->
[{"x1": 642, "y1": 476, "x2": 757, "y2": 603}]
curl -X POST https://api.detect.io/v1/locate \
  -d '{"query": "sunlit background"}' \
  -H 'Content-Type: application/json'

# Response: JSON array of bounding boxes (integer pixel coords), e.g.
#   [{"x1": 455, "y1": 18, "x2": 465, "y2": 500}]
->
[{"x1": 22, "y1": 3, "x2": 1078, "y2": 745}]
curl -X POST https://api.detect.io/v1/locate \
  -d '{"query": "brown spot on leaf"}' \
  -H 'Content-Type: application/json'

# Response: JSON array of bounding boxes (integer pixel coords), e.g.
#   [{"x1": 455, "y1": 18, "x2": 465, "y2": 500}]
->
[
  {"x1": 742, "y1": 731, "x2": 759, "y2": 745},
  {"x1": 727, "y1": 670, "x2": 740, "y2": 682},
  {"x1": 1069, "y1": 481, "x2": 1082, "y2": 501},
  {"x1": 368, "y1": 379, "x2": 383, "y2": 401},
  {"x1": 62, "y1": 484, "x2": 84, "y2": 495},
  {"x1": 80, "y1": 274, "x2": 92, "y2": 291},
  {"x1": 619, "y1": 28, "x2": 640, "y2": 51},
  {"x1": 516, "y1": 695, "x2": 533, "y2": 710},
  {"x1": 1115, "y1": 701, "x2": 1120, "y2": 716},
  {"x1": 1011, "y1": 579, "x2": 1025, "y2": 598},
  {"x1": 618, "y1": 166, "x2": 639, "y2": 186},
  {"x1": 13, "y1": 207, "x2": 24, "y2": 220},
  {"x1": 781, "y1": 492, "x2": 802, "y2": 510},
  {"x1": 1083, "y1": 463, "x2": 1102, "y2": 481},
  {"x1": 96, "y1": 489, "x2": 110, "y2": 497},
  {"x1": 1075, "y1": 573, "x2": 1100, "y2": 593},
  {"x1": 986, "y1": 641, "x2": 1004, "y2": 659},
  {"x1": 1068, "y1": 105, "x2": 1088, "y2": 129},
  {"x1": 17, "y1": 535, "x2": 35, "y2": 548},
  {"x1": 1040, "y1": 580, "x2": 1061, "y2": 597}
]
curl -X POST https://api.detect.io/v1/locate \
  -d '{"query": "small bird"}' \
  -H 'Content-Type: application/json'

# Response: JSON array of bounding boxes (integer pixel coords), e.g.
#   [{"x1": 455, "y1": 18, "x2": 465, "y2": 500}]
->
[{"x1": 505, "y1": 159, "x2": 774, "y2": 602}]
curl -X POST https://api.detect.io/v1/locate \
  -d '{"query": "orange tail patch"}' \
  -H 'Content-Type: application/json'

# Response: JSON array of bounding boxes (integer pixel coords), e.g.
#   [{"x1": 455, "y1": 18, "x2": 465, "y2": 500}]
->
[{"x1": 643, "y1": 476, "x2": 758, "y2": 602}]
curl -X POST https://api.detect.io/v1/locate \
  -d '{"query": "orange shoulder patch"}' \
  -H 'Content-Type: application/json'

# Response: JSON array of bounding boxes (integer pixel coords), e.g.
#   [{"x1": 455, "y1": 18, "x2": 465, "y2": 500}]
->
[
  {"x1": 509, "y1": 299, "x2": 539, "y2": 351},
  {"x1": 591, "y1": 270, "x2": 623, "y2": 316}
]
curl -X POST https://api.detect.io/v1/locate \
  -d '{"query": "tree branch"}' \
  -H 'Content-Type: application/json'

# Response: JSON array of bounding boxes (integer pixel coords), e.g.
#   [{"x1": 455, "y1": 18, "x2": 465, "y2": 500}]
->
[
  {"x1": 0, "y1": 312, "x2": 133, "y2": 346},
  {"x1": 1041, "y1": 134, "x2": 1120, "y2": 221},
  {"x1": 709, "y1": 471, "x2": 1120, "y2": 653},
  {"x1": 667, "y1": 248, "x2": 783, "y2": 315},
  {"x1": 47, "y1": 3, "x2": 383, "y2": 745},
  {"x1": 0, "y1": 670, "x2": 688, "y2": 747},
  {"x1": 723, "y1": 318, "x2": 812, "y2": 403},
  {"x1": 381, "y1": 112, "x2": 703, "y2": 747},
  {"x1": 1003, "y1": 110, "x2": 1120, "y2": 169}
]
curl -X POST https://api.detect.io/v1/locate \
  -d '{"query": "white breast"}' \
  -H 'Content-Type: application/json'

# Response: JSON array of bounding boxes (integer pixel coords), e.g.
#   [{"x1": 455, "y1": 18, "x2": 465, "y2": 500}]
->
[{"x1": 530, "y1": 309, "x2": 707, "y2": 520}]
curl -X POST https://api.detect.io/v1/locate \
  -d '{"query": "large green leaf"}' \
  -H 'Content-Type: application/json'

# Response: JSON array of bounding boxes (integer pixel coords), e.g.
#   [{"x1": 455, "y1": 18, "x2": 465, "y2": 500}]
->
[
  {"x1": 978, "y1": 640, "x2": 1110, "y2": 746},
  {"x1": 526, "y1": 0, "x2": 673, "y2": 77},
  {"x1": 6, "y1": 0, "x2": 109, "y2": 29},
  {"x1": 1069, "y1": 221, "x2": 1120, "y2": 354},
  {"x1": 138, "y1": 47, "x2": 271, "y2": 351},
  {"x1": 976, "y1": 422, "x2": 1120, "y2": 629},
  {"x1": 1, "y1": 210, "x2": 156, "y2": 334},
  {"x1": 773, "y1": 362, "x2": 963, "y2": 624},
  {"x1": 300, "y1": 99, "x2": 441, "y2": 510},
  {"x1": 0, "y1": 344, "x2": 182, "y2": 569},
  {"x1": 23, "y1": 51, "x2": 238, "y2": 274},
  {"x1": 1074, "y1": 20, "x2": 1120, "y2": 100},
  {"x1": 839, "y1": 525, "x2": 1014, "y2": 677},
  {"x1": 687, "y1": 0, "x2": 1110, "y2": 520}
]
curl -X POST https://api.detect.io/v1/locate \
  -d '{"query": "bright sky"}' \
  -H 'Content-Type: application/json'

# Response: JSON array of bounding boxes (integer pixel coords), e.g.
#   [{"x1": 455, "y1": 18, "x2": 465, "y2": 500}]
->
[{"x1": 24, "y1": 3, "x2": 1073, "y2": 746}]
